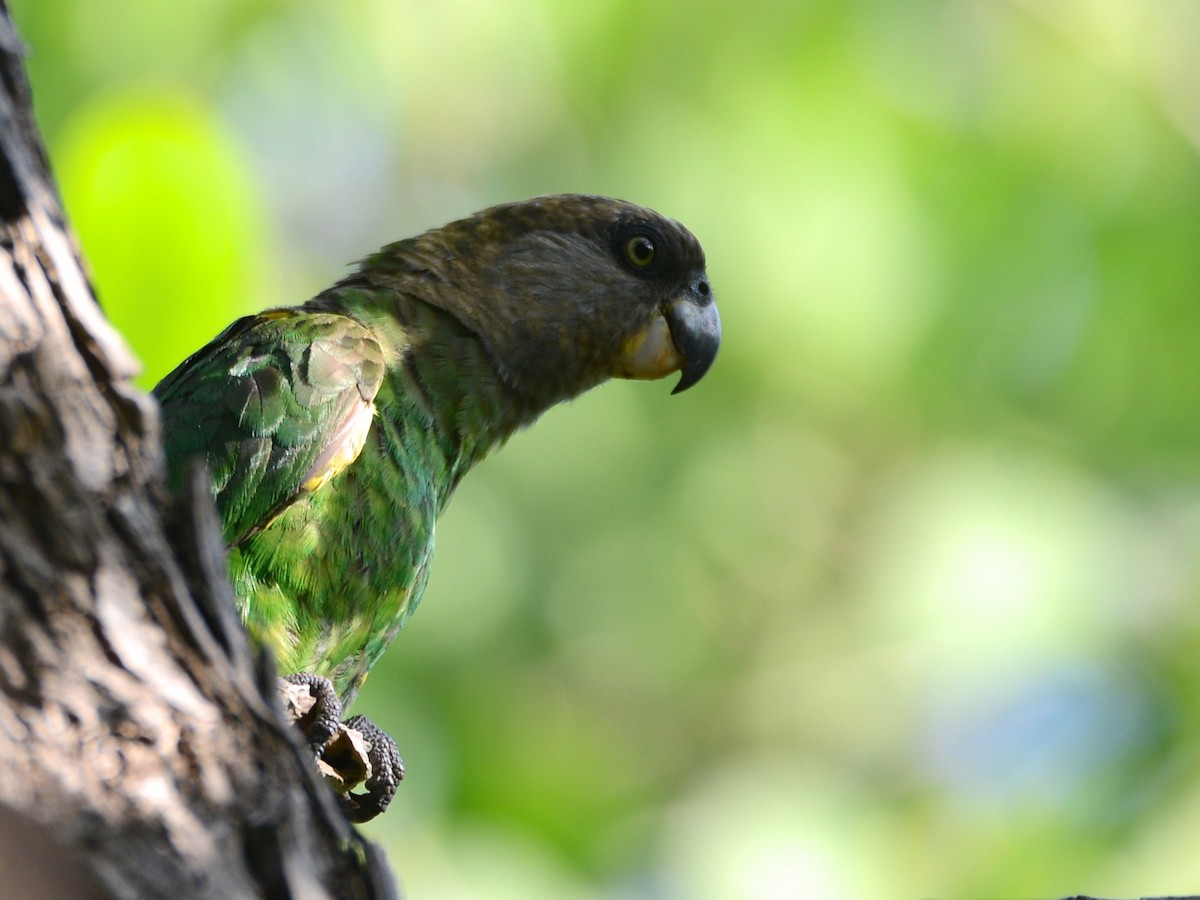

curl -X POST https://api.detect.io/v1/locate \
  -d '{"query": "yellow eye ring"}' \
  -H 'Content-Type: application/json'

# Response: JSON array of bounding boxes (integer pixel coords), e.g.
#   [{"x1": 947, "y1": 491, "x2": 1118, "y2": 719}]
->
[{"x1": 625, "y1": 235, "x2": 656, "y2": 268}]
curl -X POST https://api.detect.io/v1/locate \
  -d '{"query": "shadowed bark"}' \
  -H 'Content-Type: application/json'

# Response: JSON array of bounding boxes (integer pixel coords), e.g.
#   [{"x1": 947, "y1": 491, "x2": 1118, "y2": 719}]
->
[{"x1": 0, "y1": 4, "x2": 396, "y2": 897}]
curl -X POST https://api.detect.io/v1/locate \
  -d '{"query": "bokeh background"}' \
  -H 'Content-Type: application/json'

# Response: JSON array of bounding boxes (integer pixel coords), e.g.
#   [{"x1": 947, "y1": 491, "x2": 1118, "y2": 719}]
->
[{"x1": 13, "y1": 0, "x2": 1200, "y2": 896}]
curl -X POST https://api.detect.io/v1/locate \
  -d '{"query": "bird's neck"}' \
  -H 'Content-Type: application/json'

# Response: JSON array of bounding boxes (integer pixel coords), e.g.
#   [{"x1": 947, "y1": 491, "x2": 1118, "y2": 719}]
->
[{"x1": 311, "y1": 283, "x2": 541, "y2": 504}]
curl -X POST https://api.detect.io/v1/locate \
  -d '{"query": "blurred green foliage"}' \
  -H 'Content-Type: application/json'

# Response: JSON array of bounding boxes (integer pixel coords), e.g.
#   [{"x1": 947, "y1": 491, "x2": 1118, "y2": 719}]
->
[{"x1": 13, "y1": 0, "x2": 1200, "y2": 896}]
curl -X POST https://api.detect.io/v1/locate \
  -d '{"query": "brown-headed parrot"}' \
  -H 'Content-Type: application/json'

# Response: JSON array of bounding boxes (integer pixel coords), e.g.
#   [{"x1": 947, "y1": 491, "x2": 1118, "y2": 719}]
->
[{"x1": 154, "y1": 195, "x2": 720, "y2": 820}]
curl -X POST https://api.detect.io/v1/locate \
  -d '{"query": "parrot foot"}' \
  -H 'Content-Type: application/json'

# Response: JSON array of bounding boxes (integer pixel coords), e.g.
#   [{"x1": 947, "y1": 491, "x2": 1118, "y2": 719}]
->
[
  {"x1": 341, "y1": 715, "x2": 404, "y2": 823},
  {"x1": 278, "y1": 673, "x2": 405, "y2": 823},
  {"x1": 280, "y1": 672, "x2": 342, "y2": 753}
]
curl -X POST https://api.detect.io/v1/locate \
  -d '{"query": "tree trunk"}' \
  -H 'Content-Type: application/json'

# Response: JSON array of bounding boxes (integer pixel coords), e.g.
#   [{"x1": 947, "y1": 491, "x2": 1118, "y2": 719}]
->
[{"x1": 0, "y1": 5, "x2": 396, "y2": 898}]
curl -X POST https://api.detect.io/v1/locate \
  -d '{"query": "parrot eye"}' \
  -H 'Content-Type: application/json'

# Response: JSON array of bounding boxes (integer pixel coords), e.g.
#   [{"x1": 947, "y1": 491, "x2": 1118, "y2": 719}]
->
[{"x1": 624, "y1": 235, "x2": 656, "y2": 268}]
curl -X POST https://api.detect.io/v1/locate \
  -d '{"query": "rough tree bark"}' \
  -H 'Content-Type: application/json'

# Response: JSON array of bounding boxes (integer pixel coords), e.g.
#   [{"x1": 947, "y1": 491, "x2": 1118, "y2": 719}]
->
[{"x1": 0, "y1": 5, "x2": 396, "y2": 898}]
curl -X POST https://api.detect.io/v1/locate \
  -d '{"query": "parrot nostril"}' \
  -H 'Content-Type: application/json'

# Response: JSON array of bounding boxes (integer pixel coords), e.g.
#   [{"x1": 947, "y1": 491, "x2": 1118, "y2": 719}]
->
[{"x1": 693, "y1": 277, "x2": 712, "y2": 303}]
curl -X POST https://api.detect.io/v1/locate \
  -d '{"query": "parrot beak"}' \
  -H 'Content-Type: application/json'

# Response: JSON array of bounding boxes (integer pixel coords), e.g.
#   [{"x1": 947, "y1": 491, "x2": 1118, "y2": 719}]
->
[
  {"x1": 611, "y1": 276, "x2": 721, "y2": 392},
  {"x1": 665, "y1": 278, "x2": 721, "y2": 394}
]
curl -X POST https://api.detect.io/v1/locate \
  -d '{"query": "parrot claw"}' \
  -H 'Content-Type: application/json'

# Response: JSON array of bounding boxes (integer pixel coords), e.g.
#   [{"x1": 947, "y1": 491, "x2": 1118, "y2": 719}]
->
[
  {"x1": 278, "y1": 673, "x2": 404, "y2": 823},
  {"x1": 280, "y1": 672, "x2": 343, "y2": 753},
  {"x1": 341, "y1": 715, "x2": 404, "y2": 823}
]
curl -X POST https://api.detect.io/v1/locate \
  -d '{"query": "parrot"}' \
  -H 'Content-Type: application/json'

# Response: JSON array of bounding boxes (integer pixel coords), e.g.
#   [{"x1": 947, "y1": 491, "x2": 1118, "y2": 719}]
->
[{"x1": 153, "y1": 194, "x2": 720, "y2": 821}]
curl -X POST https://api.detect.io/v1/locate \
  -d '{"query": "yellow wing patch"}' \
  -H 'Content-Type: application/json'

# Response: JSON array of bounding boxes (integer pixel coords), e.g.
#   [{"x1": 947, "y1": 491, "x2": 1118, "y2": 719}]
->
[
  {"x1": 300, "y1": 398, "x2": 377, "y2": 492},
  {"x1": 258, "y1": 308, "x2": 299, "y2": 321}
]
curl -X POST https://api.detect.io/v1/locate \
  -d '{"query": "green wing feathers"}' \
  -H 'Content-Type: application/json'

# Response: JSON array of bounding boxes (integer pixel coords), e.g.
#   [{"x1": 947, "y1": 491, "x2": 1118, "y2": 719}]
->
[{"x1": 154, "y1": 310, "x2": 386, "y2": 545}]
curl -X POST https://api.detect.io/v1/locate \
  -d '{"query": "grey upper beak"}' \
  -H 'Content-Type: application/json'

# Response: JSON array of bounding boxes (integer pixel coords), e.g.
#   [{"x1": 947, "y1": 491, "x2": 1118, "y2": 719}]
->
[{"x1": 666, "y1": 276, "x2": 720, "y2": 394}]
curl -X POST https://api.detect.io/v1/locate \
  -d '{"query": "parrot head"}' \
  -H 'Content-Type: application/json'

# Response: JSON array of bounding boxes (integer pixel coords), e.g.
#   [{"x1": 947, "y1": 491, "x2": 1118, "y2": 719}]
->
[{"x1": 376, "y1": 194, "x2": 720, "y2": 408}]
